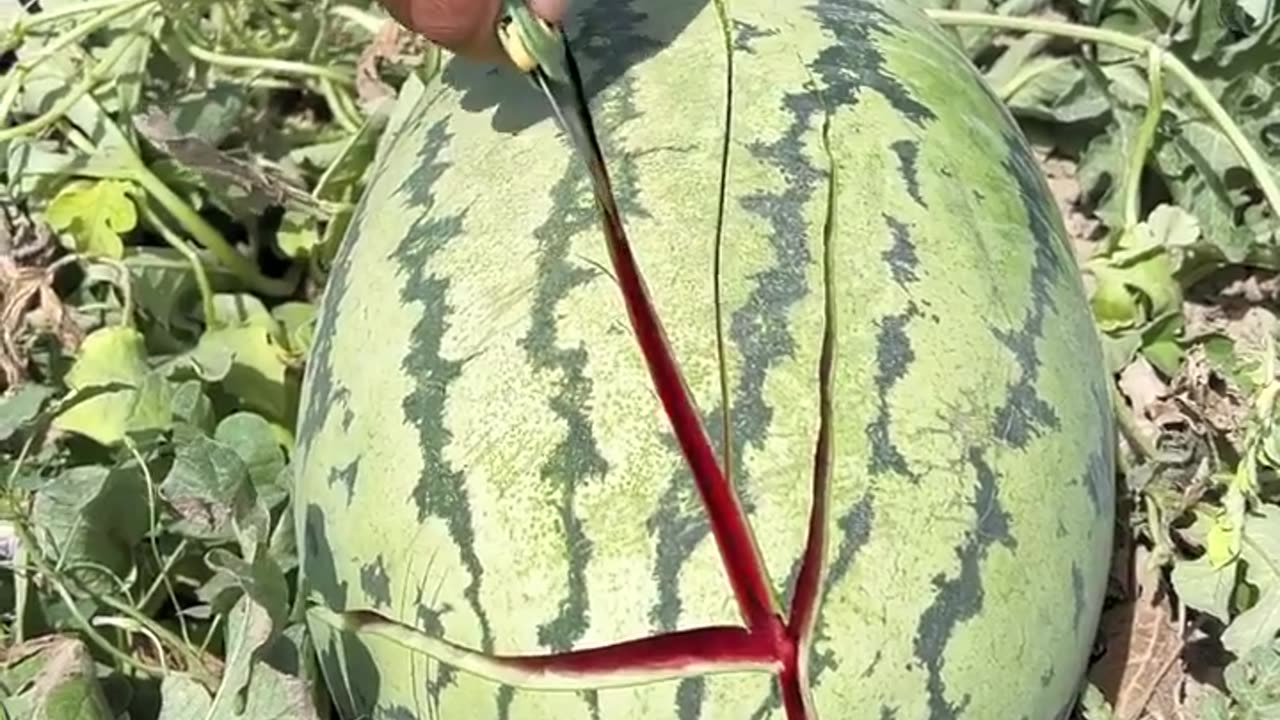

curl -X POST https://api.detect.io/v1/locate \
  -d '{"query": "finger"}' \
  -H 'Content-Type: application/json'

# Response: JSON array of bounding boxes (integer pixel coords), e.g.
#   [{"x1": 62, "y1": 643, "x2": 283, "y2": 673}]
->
[
  {"x1": 382, "y1": 0, "x2": 506, "y2": 61},
  {"x1": 379, "y1": 0, "x2": 571, "y2": 62},
  {"x1": 528, "y1": 0, "x2": 569, "y2": 23}
]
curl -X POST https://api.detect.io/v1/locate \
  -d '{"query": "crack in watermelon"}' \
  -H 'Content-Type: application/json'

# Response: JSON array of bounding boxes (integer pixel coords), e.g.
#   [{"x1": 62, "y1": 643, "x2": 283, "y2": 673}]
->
[
  {"x1": 553, "y1": 11, "x2": 831, "y2": 710},
  {"x1": 320, "y1": 23, "x2": 839, "y2": 718}
]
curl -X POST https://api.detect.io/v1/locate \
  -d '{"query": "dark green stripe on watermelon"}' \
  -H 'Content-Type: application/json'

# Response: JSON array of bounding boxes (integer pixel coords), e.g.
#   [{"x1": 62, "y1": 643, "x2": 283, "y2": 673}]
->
[{"x1": 293, "y1": 0, "x2": 1115, "y2": 717}]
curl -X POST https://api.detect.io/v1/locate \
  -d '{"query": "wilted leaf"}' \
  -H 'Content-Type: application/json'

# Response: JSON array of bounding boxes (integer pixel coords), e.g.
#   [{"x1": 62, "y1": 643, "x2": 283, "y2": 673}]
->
[
  {"x1": 0, "y1": 637, "x2": 113, "y2": 720},
  {"x1": 52, "y1": 326, "x2": 173, "y2": 446},
  {"x1": 133, "y1": 111, "x2": 322, "y2": 222},
  {"x1": 44, "y1": 179, "x2": 137, "y2": 259}
]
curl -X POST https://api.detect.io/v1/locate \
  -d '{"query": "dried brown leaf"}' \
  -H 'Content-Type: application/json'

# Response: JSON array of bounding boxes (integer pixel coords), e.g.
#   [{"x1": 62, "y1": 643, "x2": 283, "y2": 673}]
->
[
  {"x1": 355, "y1": 20, "x2": 433, "y2": 111},
  {"x1": 1120, "y1": 355, "x2": 1172, "y2": 442},
  {"x1": 1090, "y1": 545, "x2": 1187, "y2": 720},
  {"x1": 1169, "y1": 345, "x2": 1248, "y2": 441}
]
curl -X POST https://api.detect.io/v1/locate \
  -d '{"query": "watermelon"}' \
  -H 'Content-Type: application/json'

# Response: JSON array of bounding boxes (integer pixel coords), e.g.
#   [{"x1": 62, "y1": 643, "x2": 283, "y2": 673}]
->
[{"x1": 292, "y1": 0, "x2": 1115, "y2": 718}]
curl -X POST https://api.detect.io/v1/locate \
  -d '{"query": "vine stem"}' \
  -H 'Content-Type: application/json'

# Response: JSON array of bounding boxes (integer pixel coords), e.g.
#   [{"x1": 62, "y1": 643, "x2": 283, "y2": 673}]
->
[
  {"x1": 11, "y1": 0, "x2": 152, "y2": 70},
  {"x1": 181, "y1": 42, "x2": 356, "y2": 86},
  {"x1": 58, "y1": 123, "x2": 299, "y2": 299},
  {"x1": 0, "y1": 29, "x2": 144, "y2": 143},
  {"x1": 132, "y1": 159, "x2": 299, "y2": 297},
  {"x1": 1124, "y1": 45, "x2": 1165, "y2": 231},
  {"x1": 925, "y1": 9, "x2": 1280, "y2": 222},
  {"x1": 10, "y1": 516, "x2": 216, "y2": 687},
  {"x1": 327, "y1": 4, "x2": 385, "y2": 34},
  {"x1": 0, "y1": 0, "x2": 152, "y2": 122},
  {"x1": 140, "y1": 205, "x2": 219, "y2": 328},
  {"x1": 3, "y1": 0, "x2": 139, "y2": 37}
]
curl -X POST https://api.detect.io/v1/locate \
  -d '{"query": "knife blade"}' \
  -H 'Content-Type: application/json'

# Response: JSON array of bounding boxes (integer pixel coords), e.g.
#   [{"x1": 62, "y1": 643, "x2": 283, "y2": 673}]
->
[{"x1": 496, "y1": 1, "x2": 626, "y2": 230}]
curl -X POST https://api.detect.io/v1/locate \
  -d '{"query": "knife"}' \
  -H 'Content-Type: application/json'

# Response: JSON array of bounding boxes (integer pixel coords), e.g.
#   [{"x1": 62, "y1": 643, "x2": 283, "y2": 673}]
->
[{"x1": 495, "y1": 0, "x2": 626, "y2": 229}]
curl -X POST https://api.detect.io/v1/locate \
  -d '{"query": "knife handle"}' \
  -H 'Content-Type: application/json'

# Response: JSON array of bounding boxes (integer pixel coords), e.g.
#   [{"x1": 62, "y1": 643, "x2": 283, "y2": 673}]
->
[{"x1": 496, "y1": 0, "x2": 569, "y2": 83}]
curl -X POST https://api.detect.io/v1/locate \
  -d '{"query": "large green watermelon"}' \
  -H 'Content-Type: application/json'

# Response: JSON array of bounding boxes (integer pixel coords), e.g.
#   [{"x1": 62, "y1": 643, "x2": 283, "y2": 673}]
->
[{"x1": 292, "y1": 0, "x2": 1115, "y2": 718}]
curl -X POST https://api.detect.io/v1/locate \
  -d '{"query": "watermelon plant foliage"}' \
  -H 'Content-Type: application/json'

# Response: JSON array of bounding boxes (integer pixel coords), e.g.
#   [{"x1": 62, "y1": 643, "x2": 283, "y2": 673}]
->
[{"x1": 292, "y1": 0, "x2": 1115, "y2": 718}]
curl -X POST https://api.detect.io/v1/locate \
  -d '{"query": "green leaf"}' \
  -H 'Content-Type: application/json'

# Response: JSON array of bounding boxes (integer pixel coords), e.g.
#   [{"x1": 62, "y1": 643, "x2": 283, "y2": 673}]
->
[
  {"x1": 159, "y1": 434, "x2": 251, "y2": 542},
  {"x1": 1223, "y1": 506, "x2": 1280, "y2": 654},
  {"x1": 230, "y1": 657, "x2": 321, "y2": 720},
  {"x1": 172, "y1": 341, "x2": 235, "y2": 384},
  {"x1": 20, "y1": 66, "x2": 136, "y2": 159},
  {"x1": 171, "y1": 380, "x2": 216, "y2": 435},
  {"x1": 44, "y1": 179, "x2": 137, "y2": 259},
  {"x1": 30, "y1": 463, "x2": 151, "y2": 595},
  {"x1": 52, "y1": 326, "x2": 174, "y2": 446},
  {"x1": 1090, "y1": 264, "x2": 1144, "y2": 331},
  {"x1": 0, "y1": 384, "x2": 54, "y2": 442},
  {"x1": 311, "y1": 106, "x2": 389, "y2": 202},
  {"x1": 215, "y1": 413, "x2": 288, "y2": 510},
  {"x1": 1088, "y1": 220, "x2": 1184, "y2": 340},
  {"x1": 270, "y1": 302, "x2": 316, "y2": 356},
  {"x1": 189, "y1": 595, "x2": 319, "y2": 720},
  {"x1": 210, "y1": 293, "x2": 277, "y2": 332},
  {"x1": 1146, "y1": 203, "x2": 1202, "y2": 248},
  {"x1": 196, "y1": 325, "x2": 297, "y2": 423},
  {"x1": 123, "y1": 247, "x2": 238, "y2": 329},
  {"x1": 1140, "y1": 312, "x2": 1185, "y2": 377},
  {"x1": 1003, "y1": 59, "x2": 1110, "y2": 125},
  {"x1": 156, "y1": 675, "x2": 213, "y2": 720},
  {"x1": 276, "y1": 210, "x2": 321, "y2": 260},
  {"x1": 1101, "y1": 331, "x2": 1144, "y2": 374},
  {"x1": 1191, "y1": 687, "x2": 1232, "y2": 720},
  {"x1": 1222, "y1": 638, "x2": 1280, "y2": 716},
  {"x1": 168, "y1": 83, "x2": 249, "y2": 146},
  {"x1": 1078, "y1": 682, "x2": 1116, "y2": 720},
  {"x1": 1171, "y1": 554, "x2": 1237, "y2": 621},
  {"x1": 205, "y1": 547, "x2": 288, "y2": 633}
]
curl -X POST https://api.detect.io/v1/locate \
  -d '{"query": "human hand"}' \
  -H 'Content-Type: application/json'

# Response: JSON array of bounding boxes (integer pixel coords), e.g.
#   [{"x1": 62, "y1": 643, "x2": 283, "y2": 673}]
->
[{"x1": 376, "y1": 0, "x2": 569, "y2": 63}]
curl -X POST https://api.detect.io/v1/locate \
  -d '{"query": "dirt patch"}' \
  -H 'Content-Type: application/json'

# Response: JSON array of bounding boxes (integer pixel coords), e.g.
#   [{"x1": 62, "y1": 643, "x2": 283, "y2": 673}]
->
[{"x1": 1038, "y1": 150, "x2": 1103, "y2": 264}]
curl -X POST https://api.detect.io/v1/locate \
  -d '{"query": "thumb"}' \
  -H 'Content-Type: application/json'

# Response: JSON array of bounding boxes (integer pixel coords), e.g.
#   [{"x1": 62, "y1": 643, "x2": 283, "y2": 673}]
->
[
  {"x1": 378, "y1": 0, "x2": 571, "y2": 63},
  {"x1": 527, "y1": 0, "x2": 570, "y2": 23}
]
